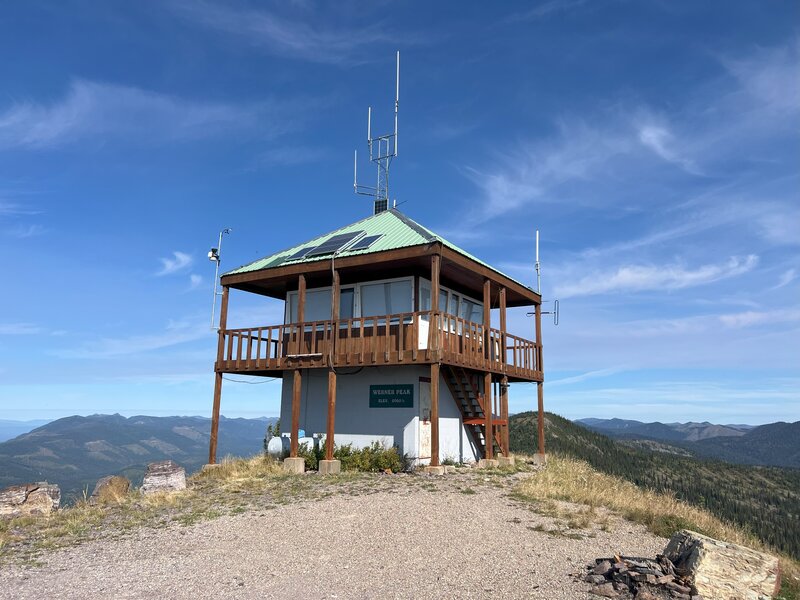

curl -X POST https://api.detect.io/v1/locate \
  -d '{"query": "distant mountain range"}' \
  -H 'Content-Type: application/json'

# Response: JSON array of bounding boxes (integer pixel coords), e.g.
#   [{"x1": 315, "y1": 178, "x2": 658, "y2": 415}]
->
[
  {"x1": 0, "y1": 414, "x2": 276, "y2": 501},
  {"x1": 576, "y1": 418, "x2": 799, "y2": 468}
]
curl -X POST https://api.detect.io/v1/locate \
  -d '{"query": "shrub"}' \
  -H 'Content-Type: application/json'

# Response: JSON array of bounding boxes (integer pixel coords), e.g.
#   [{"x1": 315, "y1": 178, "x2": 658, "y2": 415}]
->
[
  {"x1": 330, "y1": 442, "x2": 405, "y2": 472},
  {"x1": 295, "y1": 442, "x2": 322, "y2": 471}
]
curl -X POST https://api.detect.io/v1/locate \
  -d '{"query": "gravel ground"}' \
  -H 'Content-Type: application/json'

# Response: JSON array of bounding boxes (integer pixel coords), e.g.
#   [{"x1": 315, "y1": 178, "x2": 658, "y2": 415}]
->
[{"x1": 0, "y1": 472, "x2": 666, "y2": 599}]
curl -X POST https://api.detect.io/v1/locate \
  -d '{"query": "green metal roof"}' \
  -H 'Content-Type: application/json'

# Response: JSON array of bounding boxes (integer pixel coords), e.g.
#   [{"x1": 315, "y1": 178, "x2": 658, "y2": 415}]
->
[{"x1": 224, "y1": 209, "x2": 531, "y2": 290}]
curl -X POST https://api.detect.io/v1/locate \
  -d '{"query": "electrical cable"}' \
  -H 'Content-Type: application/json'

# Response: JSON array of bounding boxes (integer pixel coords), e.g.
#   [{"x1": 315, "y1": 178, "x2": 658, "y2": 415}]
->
[{"x1": 222, "y1": 376, "x2": 279, "y2": 385}]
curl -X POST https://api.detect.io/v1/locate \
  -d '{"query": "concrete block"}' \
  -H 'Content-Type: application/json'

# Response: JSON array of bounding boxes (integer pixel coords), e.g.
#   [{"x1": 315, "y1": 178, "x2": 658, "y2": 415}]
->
[
  {"x1": 532, "y1": 453, "x2": 547, "y2": 466},
  {"x1": 318, "y1": 459, "x2": 341, "y2": 475},
  {"x1": 478, "y1": 459, "x2": 499, "y2": 469},
  {"x1": 282, "y1": 457, "x2": 306, "y2": 474},
  {"x1": 497, "y1": 456, "x2": 516, "y2": 468},
  {"x1": 424, "y1": 466, "x2": 445, "y2": 475},
  {"x1": 201, "y1": 463, "x2": 221, "y2": 473}
]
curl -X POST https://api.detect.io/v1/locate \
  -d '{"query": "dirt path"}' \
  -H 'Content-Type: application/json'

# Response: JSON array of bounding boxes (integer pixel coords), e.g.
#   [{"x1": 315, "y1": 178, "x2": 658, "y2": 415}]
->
[{"x1": 0, "y1": 471, "x2": 665, "y2": 599}]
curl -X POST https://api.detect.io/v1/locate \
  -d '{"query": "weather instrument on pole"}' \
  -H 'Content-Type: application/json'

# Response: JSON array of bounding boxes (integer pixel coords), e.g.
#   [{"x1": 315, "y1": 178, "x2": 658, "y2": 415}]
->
[
  {"x1": 354, "y1": 51, "x2": 400, "y2": 215},
  {"x1": 209, "y1": 228, "x2": 232, "y2": 330},
  {"x1": 529, "y1": 229, "x2": 560, "y2": 325}
]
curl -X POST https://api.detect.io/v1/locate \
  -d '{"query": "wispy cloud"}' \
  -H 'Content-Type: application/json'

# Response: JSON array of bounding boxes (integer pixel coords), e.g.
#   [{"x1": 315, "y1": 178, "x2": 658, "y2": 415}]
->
[
  {"x1": 0, "y1": 322, "x2": 43, "y2": 335},
  {"x1": 723, "y1": 39, "x2": 800, "y2": 117},
  {"x1": 637, "y1": 122, "x2": 700, "y2": 175},
  {"x1": 251, "y1": 145, "x2": 327, "y2": 168},
  {"x1": 0, "y1": 200, "x2": 40, "y2": 217},
  {"x1": 5, "y1": 223, "x2": 46, "y2": 238},
  {"x1": 508, "y1": 0, "x2": 588, "y2": 21},
  {"x1": 54, "y1": 320, "x2": 210, "y2": 359},
  {"x1": 556, "y1": 255, "x2": 758, "y2": 298},
  {"x1": 547, "y1": 366, "x2": 627, "y2": 387},
  {"x1": 718, "y1": 308, "x2": 800, "y2": 329},
  {"x1": 772, "y1": 268, "x2": 797, "y2": 290},
  {"x1": 0, "y1": 80, "x2": 303, "y2": 150},
  {"x1": 464, "y1": 118, "x2": 631, "y2": 218},
  {"x1": 188, "y1": 274, "x2": 203, "y2": 290},
  {"x1": 757, "y1": 206, "x2": 800, "y2": 246},
  {"x1": 171, "y1": 1, "x2": 411, "y2": 65},
  {"x1": 157, "y1": 251, "x2": 193, "y2": 276}
]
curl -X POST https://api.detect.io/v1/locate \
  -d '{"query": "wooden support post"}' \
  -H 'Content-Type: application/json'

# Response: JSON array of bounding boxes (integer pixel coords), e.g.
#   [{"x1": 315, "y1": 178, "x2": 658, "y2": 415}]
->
[
  {"x1": 430, "y1": 254, "x2": 441, "y2": 356},
  {"x1": 326, "y1": 370, "x2": 336, "y2": 460},
  {"x1": 430, "y1": 362, "x2": 440, "y2": 466},
  {"x1": 499, "y1": 287, "x2": 507, "y2": 367},
  {"x1": 290, "y1": 369, "x2": 302, "y2": 458},
  {"x1": 501, "y1": 375, "x2": 509, "y2": 456},
  {"x1": 535, "y1": 302, "x2": 545, "y2": 455},
  {"x1": 208, "y1": 285, "x2": 230, "y2": 465},
  {"x1": 296, "y1": 274, "x2": 306, "y2": 355},
  {"x1": 484, "y1": 372, "x2": 493, "y2": 460},
  {"x1": 331, "y1": 268, "x2": 340, "y2": 363},
  {"x1": 483, "y1": 279, "x2": 491, "y2": 364}
]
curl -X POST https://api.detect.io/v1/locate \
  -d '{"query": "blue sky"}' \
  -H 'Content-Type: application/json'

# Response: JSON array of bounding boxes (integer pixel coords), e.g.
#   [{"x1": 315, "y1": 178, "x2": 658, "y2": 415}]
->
[{"x1": 0, "y1": 1, "x2": 797, "y2": 424}]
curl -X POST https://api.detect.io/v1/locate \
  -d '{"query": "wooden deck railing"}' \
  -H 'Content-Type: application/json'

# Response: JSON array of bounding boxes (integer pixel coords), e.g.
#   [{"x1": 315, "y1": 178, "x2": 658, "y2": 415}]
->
[{"x1": 217, "y1": 310, "x2": 542, "y2": 381}]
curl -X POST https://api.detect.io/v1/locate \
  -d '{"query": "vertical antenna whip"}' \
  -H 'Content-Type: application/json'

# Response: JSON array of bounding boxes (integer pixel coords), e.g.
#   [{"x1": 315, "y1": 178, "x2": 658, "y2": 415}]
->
[
  {"x1": 209, "y1": 228, "x2": 232, "y2": 330},
  {"x1": 535, "y1": 229, "x2": 541, "y2": 295},
  {"x1": 354, "y1": 51, "x2": 401, "y2": 215}
]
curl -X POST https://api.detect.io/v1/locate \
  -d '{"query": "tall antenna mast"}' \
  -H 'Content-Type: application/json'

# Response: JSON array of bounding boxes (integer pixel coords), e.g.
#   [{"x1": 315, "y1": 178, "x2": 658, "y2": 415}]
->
[
  {"x1": 354, "y1": 51, "x2": 400, "y2": 215},
  {"x1": 531, "y1": 229, "x2": 560, "y2": 325},
  {"x1": 535, "y1": 229, "x2": 541, "y2": 294}
]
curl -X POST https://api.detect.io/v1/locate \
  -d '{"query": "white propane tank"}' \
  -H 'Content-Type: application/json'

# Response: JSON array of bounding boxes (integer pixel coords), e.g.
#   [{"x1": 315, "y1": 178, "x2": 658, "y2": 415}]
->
[{"x1": 266, "y1": 436, "x2": 289, "y2": 459}]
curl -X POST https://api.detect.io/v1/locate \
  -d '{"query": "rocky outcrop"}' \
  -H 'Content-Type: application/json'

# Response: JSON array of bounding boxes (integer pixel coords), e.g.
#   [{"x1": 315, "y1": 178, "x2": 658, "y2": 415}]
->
[
  {"x1": 89, "y1": 475, "x2": 131, "y2": 505},
  {"x1": 664, "y1": 530, "x2": 780, "y2": 600},
  {"x1": 0, "y1": 482, "x2": 61, "y2": 517},
  {"x1": 140, "y1": 460, "x2": 186, "y2": 495},
  {"x1": 585, "y1": 530, "x2": 781, "y2": 599}
]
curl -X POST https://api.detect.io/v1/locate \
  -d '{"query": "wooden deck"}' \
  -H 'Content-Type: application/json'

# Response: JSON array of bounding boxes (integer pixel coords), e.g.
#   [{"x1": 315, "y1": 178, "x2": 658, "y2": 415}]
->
[{"x1": 215, "y1": 310, "x2": 542, "y2": 382}]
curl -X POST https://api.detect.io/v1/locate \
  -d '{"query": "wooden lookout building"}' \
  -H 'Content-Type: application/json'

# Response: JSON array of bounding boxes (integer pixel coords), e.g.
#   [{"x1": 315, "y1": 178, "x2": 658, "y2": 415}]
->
[{"x1": 208, "y1": 208, "x2": 545, "y2": 471}]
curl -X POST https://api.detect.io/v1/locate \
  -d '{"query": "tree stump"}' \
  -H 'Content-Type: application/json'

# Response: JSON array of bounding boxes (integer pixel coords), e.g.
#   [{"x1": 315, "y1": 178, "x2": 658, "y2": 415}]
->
[
  {"x1": 89, "y1": 475, "x2": 131, "y2": 505},
  {"x1": 664, "y1": 530, "x2": 781, "y2": 599},
  {"x1": 140, "y1": 460, "x2": 186, "y2": 495},
  {"x1": 0, "y1": 482, "x2": 61, "y2": 517}
]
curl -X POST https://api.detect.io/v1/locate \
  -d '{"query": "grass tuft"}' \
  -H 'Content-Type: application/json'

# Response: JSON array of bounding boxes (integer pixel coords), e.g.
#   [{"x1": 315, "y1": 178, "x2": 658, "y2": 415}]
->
[{"x1": 515, "y1": 454, "x2": 799, "y2": 598}]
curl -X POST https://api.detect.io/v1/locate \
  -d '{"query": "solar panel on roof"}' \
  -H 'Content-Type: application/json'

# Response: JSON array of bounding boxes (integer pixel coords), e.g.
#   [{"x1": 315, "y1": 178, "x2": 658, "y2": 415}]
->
[
  {"x1": 306, "y1": 231, "x2": 364, "y2": 257},
  {"x1": 348, "y1": 234, "x2": 383, "y2": 251},
  {"x1": 285, "y1": 246, "x2": 315, "y2": 261}
]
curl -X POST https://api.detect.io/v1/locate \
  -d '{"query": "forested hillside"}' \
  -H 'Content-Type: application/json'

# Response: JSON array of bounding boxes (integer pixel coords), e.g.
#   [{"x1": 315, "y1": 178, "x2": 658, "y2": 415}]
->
[{"x1": 510, "y1": 412, "x2": 800, "y2": 560}]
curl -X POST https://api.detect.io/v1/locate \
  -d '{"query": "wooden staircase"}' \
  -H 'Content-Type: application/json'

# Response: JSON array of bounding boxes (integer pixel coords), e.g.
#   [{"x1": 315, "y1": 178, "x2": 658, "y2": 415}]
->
[{"x1": 442, "y1": 365, "x2": 506, "y2": 460}]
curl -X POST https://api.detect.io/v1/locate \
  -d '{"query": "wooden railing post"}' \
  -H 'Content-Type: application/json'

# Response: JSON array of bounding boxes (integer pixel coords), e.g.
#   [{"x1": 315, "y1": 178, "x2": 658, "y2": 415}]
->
[
  {"x1": 499, "y1": 287, "x2": 507, "y2": 368},
  {"x1": 296, "y1": 274, "x2": 306, "y2": 355},
  {"x1": 430, "y1": 254, "x2": 440, "y2": 358},
  {"x1": 483, "y1": 279, "x2": 491, "y2": 366},
  {"x1": 331, "y1": 269, "x2": 340, "y2": 365},
  {"x1": 209, "y1": 285, "x2": 230, "y2": 465}
]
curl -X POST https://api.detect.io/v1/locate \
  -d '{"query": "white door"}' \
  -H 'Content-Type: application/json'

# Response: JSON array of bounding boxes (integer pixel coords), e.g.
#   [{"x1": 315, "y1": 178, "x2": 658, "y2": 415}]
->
[{"x1": 419, "y1": 378, "x2": 431, "y2": 460}]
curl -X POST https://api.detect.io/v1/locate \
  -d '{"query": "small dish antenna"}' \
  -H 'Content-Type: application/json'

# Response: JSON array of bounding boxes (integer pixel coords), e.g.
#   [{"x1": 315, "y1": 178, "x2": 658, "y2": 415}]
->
[
  {"x1": 354, "y1": 51, "x2": 400, "y2": 215},
  {"x1": 209, "y1": 227, "x2": 232, "y2": 330}
]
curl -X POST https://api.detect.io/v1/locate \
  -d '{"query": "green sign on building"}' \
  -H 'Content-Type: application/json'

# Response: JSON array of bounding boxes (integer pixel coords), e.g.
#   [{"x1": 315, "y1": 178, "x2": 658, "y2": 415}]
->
[{"x1": 369, "y1": 384, "x2": 414, "y2": 408}]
